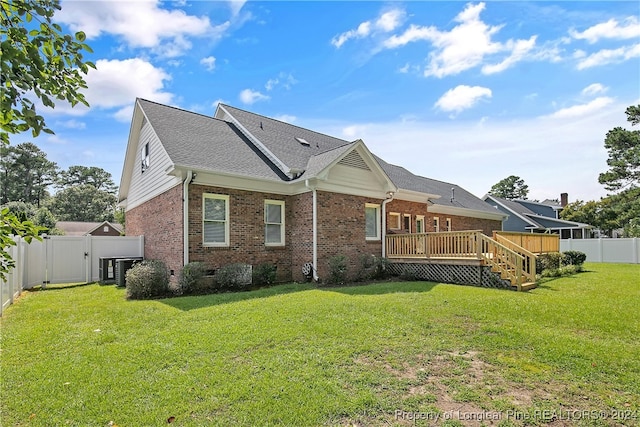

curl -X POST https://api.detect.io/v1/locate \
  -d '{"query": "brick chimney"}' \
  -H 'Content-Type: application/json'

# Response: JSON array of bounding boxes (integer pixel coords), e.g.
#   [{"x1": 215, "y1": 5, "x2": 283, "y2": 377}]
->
[{"x1": 560, "y1": 193, "x2": 568, "y2": 207}]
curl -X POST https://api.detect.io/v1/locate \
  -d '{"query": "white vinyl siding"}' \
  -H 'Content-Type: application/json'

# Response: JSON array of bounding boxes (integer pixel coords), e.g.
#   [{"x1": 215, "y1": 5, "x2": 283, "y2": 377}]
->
[
  {"x1": 365, "y1": 203, "x2": 381, "y2": 241},
  {"x1": 264, "y1": 200, "x2": 285, "y2": 246},
  {"x1": 203, "y1": 194, "x2": 229, "y2": 246}
]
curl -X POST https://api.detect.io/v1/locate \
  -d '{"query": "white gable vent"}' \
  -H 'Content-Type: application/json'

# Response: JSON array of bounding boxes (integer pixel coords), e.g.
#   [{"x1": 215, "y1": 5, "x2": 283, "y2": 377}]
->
[
  {"x1": 338, "y1": 150, "x2": 370, "y2": 170},
  {"x1": 295, "y1": 137, "x2": 310, "y2": 146}
]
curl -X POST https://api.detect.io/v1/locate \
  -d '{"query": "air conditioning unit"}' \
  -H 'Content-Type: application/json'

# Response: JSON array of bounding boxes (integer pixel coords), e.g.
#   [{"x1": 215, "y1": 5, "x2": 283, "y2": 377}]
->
[
  {"x1": 99, "y1": 257, "x2": 116, "y2": 283},
  {"x1": 115, "y1": 258, "x2": 143, "y2": 287}
]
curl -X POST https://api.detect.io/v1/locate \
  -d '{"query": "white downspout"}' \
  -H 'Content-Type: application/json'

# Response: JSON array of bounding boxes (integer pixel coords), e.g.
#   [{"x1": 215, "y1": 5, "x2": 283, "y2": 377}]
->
[
  {"x1": 183, "y1": 170, "x2": 193, "y2": 266},
  {"x1": 381, "y1": 192, "x2": 395, "y2": 258},
  {"x1": 305, "y1": 179, "x2": 319, "y2": 281}
]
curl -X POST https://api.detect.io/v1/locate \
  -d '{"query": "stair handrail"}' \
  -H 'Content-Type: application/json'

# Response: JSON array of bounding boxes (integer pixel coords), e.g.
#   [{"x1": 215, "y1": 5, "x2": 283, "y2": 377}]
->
[
  {"x1": 493, "y1": 234, "x2": 537, "y2": 284},
  {"x1": 478, "y1": 233, "x2": 525, "y2": 291}
]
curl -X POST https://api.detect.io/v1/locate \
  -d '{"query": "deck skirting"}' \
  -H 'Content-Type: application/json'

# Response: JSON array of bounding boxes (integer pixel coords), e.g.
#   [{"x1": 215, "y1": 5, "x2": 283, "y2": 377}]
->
[{"x1": 387, "y1": 259, "x2": 514, "y2": 290}]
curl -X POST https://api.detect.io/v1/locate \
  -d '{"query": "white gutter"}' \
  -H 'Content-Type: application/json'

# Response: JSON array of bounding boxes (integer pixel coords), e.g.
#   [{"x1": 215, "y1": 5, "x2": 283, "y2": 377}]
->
[
  {"x1": 305, "y1": 179, "x2": 319, "y2": 281},
  {"x1": 183, "y1": 170, "x2": 193, "y2": 266},
  {"x1": 381, "y1": 191, "x2": 395, "y2": 258}
]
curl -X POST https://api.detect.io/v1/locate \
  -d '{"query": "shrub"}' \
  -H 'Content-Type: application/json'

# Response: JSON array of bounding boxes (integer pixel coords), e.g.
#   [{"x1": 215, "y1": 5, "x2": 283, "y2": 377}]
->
[
  {"x1": 536, "y1": 252, "x2": 564, "y2": 274},
  {"x1": 562, "y1": 250, "x2": 586, "y2": 266},
  {"x1": 357, "y1": 254, "x2": 390, "y2": 281},
  {"x1": 216, "y1": 263, "x2": 252, "y2": 291},
  {"x1": 327, "y1": 255, "x2": 348, "y2": 285},
  {"x1": 253, "y1": 263, "x2": 277, "y2": 287},
  {"x1": 179, "y1": 262, "x2": 208, "y2": 295},
  {"x1": 125, "y1": 259, "x2": 169, "y2": 299}
]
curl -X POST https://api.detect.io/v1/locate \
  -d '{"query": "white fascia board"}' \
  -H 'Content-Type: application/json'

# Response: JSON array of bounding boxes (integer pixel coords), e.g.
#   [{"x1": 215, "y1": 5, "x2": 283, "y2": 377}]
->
[
  {"x1": 118, "y1": 99, "x2": 145, "y2": 203},
  {"x1": 183, "y1": 167, "x2": 294, "y2": 195},
  {"x1": 393, "y1": 188, "x2": 441, "y2": 204},
  {"x1": 429, "y1": 204, "x2": 506, "y2": 221}
]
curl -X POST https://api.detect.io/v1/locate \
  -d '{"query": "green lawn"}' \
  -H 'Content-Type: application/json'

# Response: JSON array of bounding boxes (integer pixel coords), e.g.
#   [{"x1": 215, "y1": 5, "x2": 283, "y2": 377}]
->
[{"x1": 1, "y1": 263, "x2": 639, "y2": 426}]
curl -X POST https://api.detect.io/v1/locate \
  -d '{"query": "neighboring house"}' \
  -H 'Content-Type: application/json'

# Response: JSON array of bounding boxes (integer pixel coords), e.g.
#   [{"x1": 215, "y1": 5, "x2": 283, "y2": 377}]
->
[
  {"x1": 56, "y1": 221, "x2": 123, "y2": 236},
  {"x1": 118, "y1": 99, "x2": 506, "y2": 282},
  {"x1": 483, "y1": 194, "x2": 594, "y2": 239}
]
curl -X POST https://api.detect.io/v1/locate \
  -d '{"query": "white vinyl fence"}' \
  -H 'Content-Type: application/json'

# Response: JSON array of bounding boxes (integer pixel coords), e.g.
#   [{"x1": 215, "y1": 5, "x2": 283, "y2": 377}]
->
[
  {"x1": 1, "y1": 235, "x2": 144, "y2": 316},
  {"x1": 560, "y1": 238, "x2": 640, "y2": 264}
]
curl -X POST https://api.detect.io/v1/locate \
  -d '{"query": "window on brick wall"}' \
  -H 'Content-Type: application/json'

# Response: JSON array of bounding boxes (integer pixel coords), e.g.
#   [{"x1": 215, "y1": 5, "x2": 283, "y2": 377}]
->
[
  {"x1": 365, "y1": 203, "x2": 381, "y2": 240},
  {"x1": 403, "y1": 214, "x2": 411, "y2": 232},
  {"x1": 433, "y1": 216, "x2": 440, "y2": 232},
  {"x1": 203, "y1": 193, "x2": 229, "y2": 246},
  {"x1": 416, "y1": 215, "x2": 425, "y2": 233},
  {"x1": 265, "y1": 200, "x2": 285, "y2": 246},
  {"x1": 446, "y1": 218, "x2": 452, "y2": 231},
  {"x1": 389, "y1": 212, "x2": 401, "y2": 229}
]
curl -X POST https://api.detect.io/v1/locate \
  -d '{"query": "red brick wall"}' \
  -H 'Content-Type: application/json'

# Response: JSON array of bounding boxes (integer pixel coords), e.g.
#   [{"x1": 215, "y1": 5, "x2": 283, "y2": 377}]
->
[
  {"x1": 316, "y1": 191, "x2": 383, "y2": 281},
  {"x1": 125, "y1": 184, "x2": 183, "y2": 276},
  {"x1": 385, "y1": 199, "x2": 501, "y2": 235},
  {"x1": 187, "y1": 185, "x2": 295, "y2": 282}
]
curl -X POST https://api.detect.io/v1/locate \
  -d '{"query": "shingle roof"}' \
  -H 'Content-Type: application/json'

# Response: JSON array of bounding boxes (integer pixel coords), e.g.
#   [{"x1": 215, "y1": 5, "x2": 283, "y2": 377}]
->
[
  {"x1": 138, "y1": 99, "x2": 286, "y2": 181},
  {"x1": 138, "y1": 99, "x2": 498, "y2": 214},
  {"x1": 375, "y1": 156, "x2": 500, "y2": 214},
  {"x1": 217, "y1": 104, "x2": 353, "y2": 172},
  {"x1": 56, "y1": 221, "x2": 123, "y2": 236},
  {"x1": 486, "y1": 195, "x2": 593, "y2": 229}
]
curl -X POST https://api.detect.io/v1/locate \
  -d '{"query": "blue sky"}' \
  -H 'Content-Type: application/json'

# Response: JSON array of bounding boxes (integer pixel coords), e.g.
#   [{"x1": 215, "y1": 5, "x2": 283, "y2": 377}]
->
[{"x1": 14, "y1": 0, "x2": 640, "y2": 202}]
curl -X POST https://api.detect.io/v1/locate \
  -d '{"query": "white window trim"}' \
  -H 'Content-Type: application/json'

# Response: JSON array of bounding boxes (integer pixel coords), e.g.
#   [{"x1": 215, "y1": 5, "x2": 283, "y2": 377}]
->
[
  {"x1": 264, "y1": 199, "x2": 285, "y2": 247},
  {"x1": 446, "y1": 218, "x2": 452, "y2": 232},
  {"x1": 433, "y1": 216, "x2": 440, "y2": 232},
  {"x1": 203, "y1": 193, "x2": 230, "y2": 247},
  {"x1": 389, "y1": 212, "x2": 401, "y2": 229},
  {"x1": 365, "y1": 203, "x2": 381, "y2": 241},
  {"x1": 141, "y1": 142, "x2": 150, "y2": 172},
  {"x1": 416, "y1": 215, "x2": 425, "y2": 234},
  {"x1": 403, "y1": 214, "x2": 412, "y2": 233}
]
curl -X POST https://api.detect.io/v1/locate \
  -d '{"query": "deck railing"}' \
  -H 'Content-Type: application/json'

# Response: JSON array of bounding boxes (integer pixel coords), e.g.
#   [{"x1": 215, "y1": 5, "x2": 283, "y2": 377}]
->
[
  {"x1": 386, "y1": 231, "x2": 536, "y2": 290},
  {"x1": 493, "y1": 231, "x2": 559, "y2": 254}
]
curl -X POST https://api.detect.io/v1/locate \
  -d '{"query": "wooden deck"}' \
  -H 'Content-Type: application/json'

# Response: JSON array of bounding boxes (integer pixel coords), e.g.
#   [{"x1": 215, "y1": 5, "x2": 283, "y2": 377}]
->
[{"x1": 386, "y1": 231, "x2": 538, "y2": 291}]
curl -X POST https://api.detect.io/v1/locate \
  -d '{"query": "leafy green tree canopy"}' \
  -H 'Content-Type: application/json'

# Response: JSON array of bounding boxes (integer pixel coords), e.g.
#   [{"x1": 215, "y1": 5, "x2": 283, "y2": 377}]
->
[
  {"x1": 1, "y1": 0, "x2": 95, "y2": 145},
  {"x1": 488, "y1": 175, "x2": 529, "y2": 200},
  {"x1": 57, "y1": 165, "x2": 117, "y2": 194},
  {"x1": 598, "y1": 105, "x2": 640, "y2": 192},
  {"x1": 0, "y1": 142, "x2": 58, "y2": 206},
  {"x1": 48, "y1": 184, "x2": 117, "y2": 222}
]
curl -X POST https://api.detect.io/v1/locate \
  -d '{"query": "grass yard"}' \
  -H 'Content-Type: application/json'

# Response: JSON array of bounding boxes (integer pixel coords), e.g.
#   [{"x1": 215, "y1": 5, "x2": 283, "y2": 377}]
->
[{"x1": 1, "y1": 263, "x2": 639, "y2": 426}]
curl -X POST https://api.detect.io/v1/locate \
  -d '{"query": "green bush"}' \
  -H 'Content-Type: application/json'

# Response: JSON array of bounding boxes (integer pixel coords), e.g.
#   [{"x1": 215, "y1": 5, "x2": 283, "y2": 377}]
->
[
  {"x1": 536, "y1": 252, "x2": 564, "y2": 274},
  {"x1": 327, "y1": 255, "x2": 348, "y2": 285},
  {"x1": 125, "y1": 260, "x2": 169, "y2": 299},
  {"x1": 216, "y1": 263, "x2": 252, "y2": 291},
  {"x1": 357, "y1": 254, "x2": 390, "y2": 281},
  {"x1": 179, "y1": 262, "x2": 208, "y2": 295},
  {"x1": 562, "y1": 250, "x2": 587, "y2": 266},
  {"x1": 253, "y1": 263, "x2": 277, "y2": 287}
]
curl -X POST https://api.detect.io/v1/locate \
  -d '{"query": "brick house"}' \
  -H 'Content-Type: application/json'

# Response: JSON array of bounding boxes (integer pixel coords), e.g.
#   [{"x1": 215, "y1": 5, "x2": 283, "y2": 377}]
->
[{"x1": 118, "y1": 99, "x2": 505, "y2": 282}]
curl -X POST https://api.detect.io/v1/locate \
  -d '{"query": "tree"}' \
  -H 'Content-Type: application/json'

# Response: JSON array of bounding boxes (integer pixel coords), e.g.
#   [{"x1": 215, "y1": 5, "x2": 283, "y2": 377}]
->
[
  {"x1": 488, "y1": 175, "x2": 529, "y2": 200},
  {"x1": 1, "y1": 0, "x2": 94, "y2": 279},
  {"x1": 560, "y1": 199, "x2": 619, "y2": 237},
  {"x1": 1, "y1": 0, "x2": 95, "y2": 145},
  {"x1": 57, "y1": 165, "x2": 117, "y2": 194},
  {"x1": 0, "y1": 142, "x2": 58, "y2": 206},
  {"x1": 48, "y1": 184, "x2": 117, "y2": 222},
  {"x1": 598, "y1": 105, "x2": 640, "y2": 192}
]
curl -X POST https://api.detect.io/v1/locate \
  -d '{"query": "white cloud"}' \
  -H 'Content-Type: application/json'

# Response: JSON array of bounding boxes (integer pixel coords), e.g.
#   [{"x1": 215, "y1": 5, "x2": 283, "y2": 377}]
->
[
  {"x1": 58, "y1": 0, "x2": 225, "y2": 57},
  {"x1": 582, "y1": 83, "x2": 608, "y2": 97},
  {"x1": 200, "y1": 56, "x2": 217, "y2": 72},
  {"x1": 212, "y1": 99, "x2": 228, "y2": 109},
  {"x1": 482, "y1": 36, "x2": 537, "y2": 74},
  {"x1": 570, "y1": 16, "x2": 640, "y2": 44},
  {"x1": 239, "y1": 89, "x2": 270, "y2": 105},
  {"x1": 56, "y1": 119, "x2": 86, "y2": 130},
  {"x1": 331, "y1": 8, "x2": 404, "y2": 48},
  {"x1": 542, "y1": 97, "x2": 614, "y2": 119},
  {"x1": 229, "y1": 0, "x2": 247, "y2": 17},
  {"x1": 382, "y1": 2, "x2": 536, "y2": 78},
  {"x1": 265, "y1": 73, "x2": 298, "y2": 91},
  {"x1": 434, "y1": 85, "x2": 492, "y2": 114},
  {"x1": 576, "y1": 43, "x2": 640, "y2": 70},
  {"x1": 274, "y1": 114, "x2": 297, "y2": 123}
]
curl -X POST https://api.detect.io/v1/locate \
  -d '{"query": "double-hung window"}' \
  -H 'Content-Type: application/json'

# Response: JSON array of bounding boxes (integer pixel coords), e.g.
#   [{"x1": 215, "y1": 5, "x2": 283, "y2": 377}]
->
[
  {"x1": 265, "y1": 200, "x2": 285, "y2": 246},
  {"x1": 433, "y1": 216, "x2": 440, "y2": 232},
  {"x1": 203, "y1": 194, "x2": 229, "y2": 246},
  {"x1": 365, "y1": 203, "x2": 381, "y2": 240}
]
